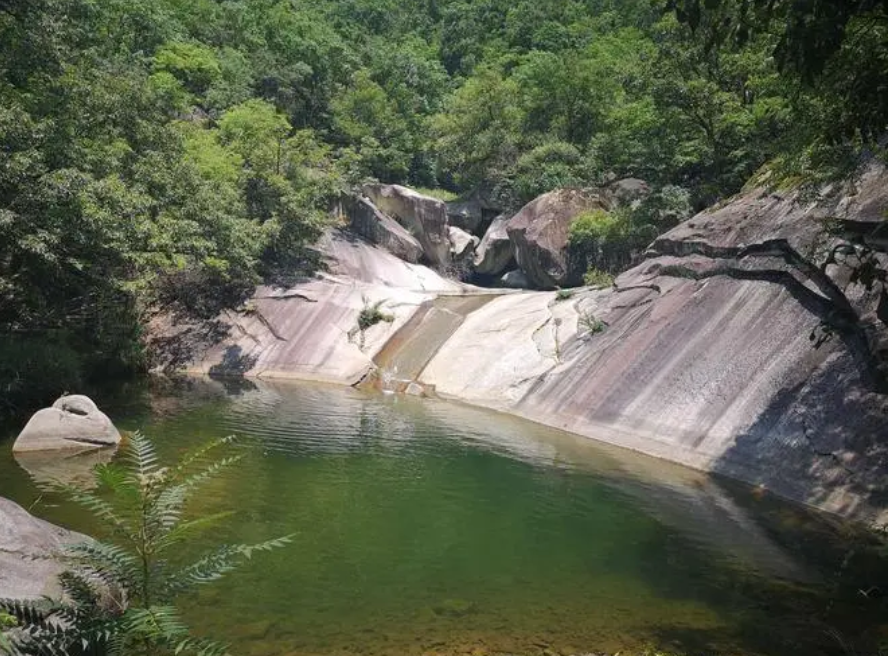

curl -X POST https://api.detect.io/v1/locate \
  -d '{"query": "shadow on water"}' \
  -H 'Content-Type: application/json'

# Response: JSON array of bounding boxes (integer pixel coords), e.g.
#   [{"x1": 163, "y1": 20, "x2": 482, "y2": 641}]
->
[{"x1": 2, "y1": 377, "x2": 887, "y2": 656}]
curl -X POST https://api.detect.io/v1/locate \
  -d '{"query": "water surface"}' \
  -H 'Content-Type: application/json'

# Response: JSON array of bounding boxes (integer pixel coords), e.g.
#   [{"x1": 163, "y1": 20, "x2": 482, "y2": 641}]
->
[{"x1": 1, "y1": 378, "x2": 885, "y2": 656}]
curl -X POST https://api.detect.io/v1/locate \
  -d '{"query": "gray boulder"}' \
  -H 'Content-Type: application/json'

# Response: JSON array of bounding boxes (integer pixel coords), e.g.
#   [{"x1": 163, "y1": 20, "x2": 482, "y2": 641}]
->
[
  {"x1": 446, "y1": 187, "x2": 503, "y2": 234},
  {"x1": 473, "y1": 214, "x2": 515, "y2": 276},
  {"x1": 448, "y1": 226, "x2": 478, "y2": 260},
  {"x1": 506, "y1": 188, "x2": 609, "y2": 289},
  {"x1": 499, "y1": 269, "x2": 531, "y2": 289},
  {"x1": 13, "y1": 395, "x2": 121, "y2": 453},
  {"x1": 362, "y1": 184, "x2": 451, "y2": 266},
  {"x1": 341, "y1": 195, "x2": 424, "y2": 263},
  {"x1": 0, "y1": 497, "x2": 84, "y2": 599}
]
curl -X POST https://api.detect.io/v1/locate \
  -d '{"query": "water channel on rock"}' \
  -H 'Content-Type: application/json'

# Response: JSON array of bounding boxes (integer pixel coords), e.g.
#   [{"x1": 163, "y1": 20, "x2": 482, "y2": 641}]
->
[{"x1": 0, "y1": 378, "x2": 885, "y2": 656}]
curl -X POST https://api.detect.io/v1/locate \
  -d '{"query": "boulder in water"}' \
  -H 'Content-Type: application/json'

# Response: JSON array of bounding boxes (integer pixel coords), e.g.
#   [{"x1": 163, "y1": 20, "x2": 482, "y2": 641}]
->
[
  {"x1": 506, "y1": 188, "x2": 609, "y2": 289},
  {"x1": 0, "y1": 496, "x2": 85, "y2": 599},
  {"x1": 13, "y1": 395, "x2": 121, "y2": 453}
]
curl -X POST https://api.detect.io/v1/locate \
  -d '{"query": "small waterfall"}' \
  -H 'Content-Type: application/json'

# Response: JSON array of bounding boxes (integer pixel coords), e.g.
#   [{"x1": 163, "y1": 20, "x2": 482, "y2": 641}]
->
[
  {"x1": 365, "y1": 294, "x2": 494, "y2": 395},
  {"x1": 379, "y1": 365, "x2": 398, "y2": 394}
]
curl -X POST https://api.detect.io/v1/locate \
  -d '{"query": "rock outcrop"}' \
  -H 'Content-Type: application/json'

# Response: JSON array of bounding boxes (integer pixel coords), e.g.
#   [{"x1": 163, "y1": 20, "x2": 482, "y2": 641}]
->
[
  {"x1": 473, "y1": 214, "x2": 514, "y2": 276},
  {"x1": 362, "y1": 184, "x2": 451, "y2": 266},
  {"x1": 446, "y1": 187, "x2": 502, "y2": 235},
  {"x1": 421, "y1": 166, "x2": 888, "y2": 520},
  {"x1": 153, "y1": 165, "x2": 888, "y2": 519},
  {"x1": 448, "y1": 226, "x2": 477, "y2": 261},
  {"x1": 506, "y1": 188, "x2": 609, "y2": 288},
  {"x1": 340, "y1": 195, "x2": 424, "y2": 264},
  {"x1": 0, "y1": 497, "x2": 83, "y2": 599},
  {"x1": 13, "y1": 395, "x2": 121, "y2": 453},
  {"x1": 173, "y1": 229, "x2": 473, "y2": 384}
]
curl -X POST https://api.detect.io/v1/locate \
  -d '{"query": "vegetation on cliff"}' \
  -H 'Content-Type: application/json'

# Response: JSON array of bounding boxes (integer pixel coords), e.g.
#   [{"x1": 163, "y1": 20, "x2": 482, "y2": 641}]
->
[{"x1": 0, "y1": 0, "x2": 885, "y2": 413}]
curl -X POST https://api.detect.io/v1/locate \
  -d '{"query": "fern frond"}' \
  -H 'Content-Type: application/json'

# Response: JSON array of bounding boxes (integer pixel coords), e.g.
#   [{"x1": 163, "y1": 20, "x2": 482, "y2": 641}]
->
[
  {"x1": 175, "y1": 636, "x2": 229, "y2": 656},
  {"x1": 0, "y1": 599, "x2": 56, "y2": 627},
  {"x1": 237, "y1": 534, "x2": 295, "y2": 559},
  {"x1": 171, "y1": 436, "x2": 237, "y2": 481},
  {"x1": 122, "y1": 431, "x2": 159, "y2": 481},
  {"x1": 61, "y1": 542, "x2": 140, "y2": 590},
  {"x1": 154, "y1": 512, "x2": 235, "y2": 553},
  {"x1": 177, "y1": 456, "x2": 244, "y2": 496},
  {"x1": 41, "y1": 484, "x2": 135, "y2": 545}
]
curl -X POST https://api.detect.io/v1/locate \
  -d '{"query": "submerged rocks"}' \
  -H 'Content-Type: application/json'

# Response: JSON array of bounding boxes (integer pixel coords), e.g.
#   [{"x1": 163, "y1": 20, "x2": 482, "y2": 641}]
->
[
  {"x1": 13, "y1": 395, "x2": 120, "y2": 453},
  {"x1": 0, "y1": 497, "x2": 84, "y2": 599},
  {"x1": 506, "y1": 188, "x2": 609, "y2": 288},
  {"x1": 362, "y1": 184, "x2": 451, "y2": 266}
]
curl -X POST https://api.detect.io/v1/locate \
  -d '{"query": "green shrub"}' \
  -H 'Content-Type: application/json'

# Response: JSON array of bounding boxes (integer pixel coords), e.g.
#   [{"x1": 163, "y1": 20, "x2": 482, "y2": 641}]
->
[
  {"x1": 583, "y1": 268, "x2": 615, "y2": 288},
  {"x1": 510, "y1": 141, "x2": 589, "y2": 204},
  {"x1": 555, "y1": 288, "x2": 574, "y2": 301},
  {"x1": 357, "y1": 299, "x2": 394, "y2": 331}
]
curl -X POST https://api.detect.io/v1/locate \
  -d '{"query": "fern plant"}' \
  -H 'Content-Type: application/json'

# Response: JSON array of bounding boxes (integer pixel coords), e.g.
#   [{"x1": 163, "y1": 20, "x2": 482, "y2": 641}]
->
[{"x1": 0, "y1": 432, "x2": 291, "y2": 656}]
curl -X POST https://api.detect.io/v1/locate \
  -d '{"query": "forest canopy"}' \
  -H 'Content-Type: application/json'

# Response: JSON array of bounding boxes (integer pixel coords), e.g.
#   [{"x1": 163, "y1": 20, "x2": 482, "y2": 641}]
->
[{"x1": 1, "y1": 0, "x2": 884, "y2": 413}]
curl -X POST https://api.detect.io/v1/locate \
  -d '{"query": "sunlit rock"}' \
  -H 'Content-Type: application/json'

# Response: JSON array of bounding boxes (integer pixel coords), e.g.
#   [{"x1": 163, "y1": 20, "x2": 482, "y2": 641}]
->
[
  {"x1": 506, "y1": 188, "x2": 609, "y2": 288},
  {"x1": 13, "y1": 395, "x2": 121, "y2": 453}
]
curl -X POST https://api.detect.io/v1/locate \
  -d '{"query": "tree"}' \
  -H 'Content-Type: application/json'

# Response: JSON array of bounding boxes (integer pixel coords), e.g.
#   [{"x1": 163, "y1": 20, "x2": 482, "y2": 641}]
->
[{"x1": 0, "y1": 432, "x2": 291, "y2": 656}]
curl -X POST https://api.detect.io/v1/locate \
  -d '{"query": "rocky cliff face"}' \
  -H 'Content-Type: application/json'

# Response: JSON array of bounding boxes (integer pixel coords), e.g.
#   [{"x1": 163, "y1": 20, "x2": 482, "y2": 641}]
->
[
  {"x1": 422, "y1": 165, "x2": 888, "y2": 519},
  {"x1": 156, "y1": 165, "x2": 888, "y2": 519}
]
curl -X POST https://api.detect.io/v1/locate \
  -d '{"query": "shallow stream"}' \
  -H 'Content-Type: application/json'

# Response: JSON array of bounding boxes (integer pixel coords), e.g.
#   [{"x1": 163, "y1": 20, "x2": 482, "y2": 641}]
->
[{"x1": 1, "y1": 378, "x2": 886, "y2": 656}]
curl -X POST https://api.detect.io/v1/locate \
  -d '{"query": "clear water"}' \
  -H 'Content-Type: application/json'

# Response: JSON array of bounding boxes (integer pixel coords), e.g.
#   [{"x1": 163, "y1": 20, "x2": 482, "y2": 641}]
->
[{"x1": 1, "y1": 377, "x2": 886, "y2": 656}]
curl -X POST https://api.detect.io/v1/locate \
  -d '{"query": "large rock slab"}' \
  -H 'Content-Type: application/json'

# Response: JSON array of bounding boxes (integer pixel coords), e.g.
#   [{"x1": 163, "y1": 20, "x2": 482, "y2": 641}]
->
[
  {"x1": 362, "y1": 184, "x2": 451, "y2": 267},
  {"x1": 0, "y1": 497, "x2": 84, "y2": 599},
  {"x1": 13, "y1": 395, "x2": 121, "y2": 453},
  {"x1": 340, "y1": 195, "x2": 423, "y2": 263},
  {"x1": 423, "y1": 167, "x2": 888, "y2": 521},
  {"x1": 506, "y1": 188, "x2": 609, "y2": 289},
  {"x1": 474, "y1": 214, "x2": 514, "y2": 276},
  {"x1": 179, "y1": 230, "x2": 472, "y2": 385}
]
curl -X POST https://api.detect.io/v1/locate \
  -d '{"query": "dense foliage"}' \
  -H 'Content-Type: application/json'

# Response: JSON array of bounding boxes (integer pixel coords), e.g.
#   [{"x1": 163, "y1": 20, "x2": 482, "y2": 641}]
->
[
  {"x1": 1, "y1": 0, "x2": 883, "y2": 412},
  {"x1": 0, "y1": 432, "x2": 290, "y2": 656}
]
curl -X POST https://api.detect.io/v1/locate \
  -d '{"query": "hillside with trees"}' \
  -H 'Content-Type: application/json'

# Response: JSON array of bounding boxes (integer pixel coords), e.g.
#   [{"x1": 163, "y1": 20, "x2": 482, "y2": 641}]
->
[{"x1": 1, "y1": 0, "x2": 885, "y2": 414}]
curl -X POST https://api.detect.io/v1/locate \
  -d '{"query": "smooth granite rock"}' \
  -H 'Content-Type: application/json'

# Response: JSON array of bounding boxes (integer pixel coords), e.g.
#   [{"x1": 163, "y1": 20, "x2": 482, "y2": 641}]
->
[
  {"x1": 506, "y1": 188, "x2": 609, "y2": 288},
  {"x1": 473, "y1": 214, "x2": 514, "y2": 276},
  {"x1": 423, "y1": 164, "x2": 888, "y2": 521},
  {"x1": 362, "y1": 184, "x2": 451, "y2": 266},
  {"x1": 0, "y1": 497, "x2": 84, "y2": 599},
  {"x1": 341, "y1": 195, "x2": 424, "y2": 263},
  {"x1": 13, "y1": 395, "x2": 121, "y2": 453}
]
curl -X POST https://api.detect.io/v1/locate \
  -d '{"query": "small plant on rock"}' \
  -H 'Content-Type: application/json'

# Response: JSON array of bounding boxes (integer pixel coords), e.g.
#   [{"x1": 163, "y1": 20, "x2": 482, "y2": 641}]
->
[
  {"x1": 555, "y1": 288, "x2": 574, "y2": 301},
  {"x1": 0, "y1": 432, "x2": 291, "y2": 656},
  {"x1": 579, "y1": 309, "x2": 608, "y2": 336},
  {"x1": 351, "y1": 296, "x2": 395, "y2": 350},
  {"x1": 583, "y1": 267, "x2": 614, "y2": 288}
]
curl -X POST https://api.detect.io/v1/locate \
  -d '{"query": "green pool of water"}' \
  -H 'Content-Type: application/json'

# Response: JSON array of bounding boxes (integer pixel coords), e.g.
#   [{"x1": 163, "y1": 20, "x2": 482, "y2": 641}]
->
[{"x1": 1, "y1": 378, "x2": 886, "y2": 656}]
